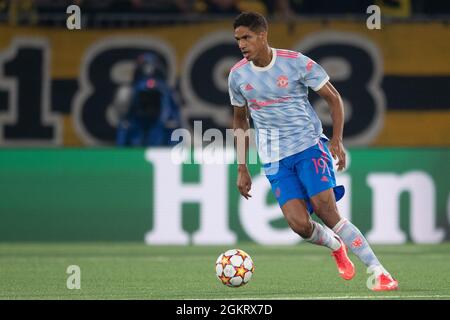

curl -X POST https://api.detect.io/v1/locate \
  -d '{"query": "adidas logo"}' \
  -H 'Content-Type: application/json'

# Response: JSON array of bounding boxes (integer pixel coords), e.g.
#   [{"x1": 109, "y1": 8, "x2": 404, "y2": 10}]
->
[{"x1": 244, "y1": 84, "x2": 254, "y2": 91}]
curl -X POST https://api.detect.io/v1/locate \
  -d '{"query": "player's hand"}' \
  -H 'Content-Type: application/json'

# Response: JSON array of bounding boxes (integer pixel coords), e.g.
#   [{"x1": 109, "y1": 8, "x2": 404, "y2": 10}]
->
[
  {"x1": 237, "y1": 166, "x2": 252, "y2": 199},
  {"x1": 329, "y1": 137, "x2": 346, "y2": 171}
]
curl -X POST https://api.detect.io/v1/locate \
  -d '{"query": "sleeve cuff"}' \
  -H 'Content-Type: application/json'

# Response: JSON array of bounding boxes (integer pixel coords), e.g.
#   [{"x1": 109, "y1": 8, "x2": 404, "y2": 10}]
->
[
  {"x1": 231, "y1": 101, "x2": 246, "y2": 107},
  {"x1": 312, "y1": 75, "x2": 330, "y2": 92}
]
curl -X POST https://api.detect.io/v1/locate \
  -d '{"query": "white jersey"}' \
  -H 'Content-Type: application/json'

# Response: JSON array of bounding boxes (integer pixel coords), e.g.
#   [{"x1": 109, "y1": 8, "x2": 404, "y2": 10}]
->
[{"x1": 228, "y1": 48, "x2": 329, "y2": 163}]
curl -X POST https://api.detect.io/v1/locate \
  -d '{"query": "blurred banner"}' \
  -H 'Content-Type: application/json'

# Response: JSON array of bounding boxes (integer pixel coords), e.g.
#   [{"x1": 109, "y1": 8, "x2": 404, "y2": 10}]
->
[
  {"x1": 0, "y1": 21, "x2": 449, "y2": 147},
  {"x1": 0, "y1": 148, "x2": 448, "y2": 244}
]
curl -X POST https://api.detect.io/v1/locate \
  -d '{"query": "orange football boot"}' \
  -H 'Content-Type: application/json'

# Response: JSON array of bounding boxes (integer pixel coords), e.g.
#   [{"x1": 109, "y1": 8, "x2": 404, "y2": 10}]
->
[
  {"x1": 331, "y1": 237, "x2": 355, "y2": 280},
  {"x1": 371, "y1": 272, "x2": 399, "y2": 291}
]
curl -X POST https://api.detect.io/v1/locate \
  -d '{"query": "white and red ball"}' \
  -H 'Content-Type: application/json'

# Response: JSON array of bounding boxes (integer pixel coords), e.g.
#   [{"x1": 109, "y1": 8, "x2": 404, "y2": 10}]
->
[{"x1": 215, "y1": 249, "x2": 254, "y2": 287}]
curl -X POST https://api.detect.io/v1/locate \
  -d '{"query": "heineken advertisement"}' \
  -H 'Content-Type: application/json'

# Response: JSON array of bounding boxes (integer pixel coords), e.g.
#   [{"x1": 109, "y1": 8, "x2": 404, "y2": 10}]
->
[{"x1": 0, "y1": 148, "x2": 448, "y2": 244}]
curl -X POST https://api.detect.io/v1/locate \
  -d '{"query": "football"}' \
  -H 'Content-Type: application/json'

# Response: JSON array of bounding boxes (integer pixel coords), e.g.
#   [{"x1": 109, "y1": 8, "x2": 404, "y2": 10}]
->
[{"x1": 215, "y1": 249, "x2": 254, "y2": 287}]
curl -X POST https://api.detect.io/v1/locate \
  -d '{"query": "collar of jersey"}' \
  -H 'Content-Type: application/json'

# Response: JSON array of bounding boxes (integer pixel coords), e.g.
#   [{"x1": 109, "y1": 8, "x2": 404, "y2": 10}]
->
[{"x1": 250, "y1": 47, "x2": 277, "y2": 72}]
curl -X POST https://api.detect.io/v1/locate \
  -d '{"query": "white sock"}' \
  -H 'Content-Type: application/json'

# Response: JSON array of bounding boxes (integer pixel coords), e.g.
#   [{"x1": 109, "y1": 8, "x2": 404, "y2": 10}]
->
[
  {"x1": 333, "y1": 218, "x2": 381, "y2": 267},
  {"x1": 368, "y1": 265, "x2": 388, "y2": 277},
  {"x1": 304, "y1": 220, "x2": 341, "y2": 251}
]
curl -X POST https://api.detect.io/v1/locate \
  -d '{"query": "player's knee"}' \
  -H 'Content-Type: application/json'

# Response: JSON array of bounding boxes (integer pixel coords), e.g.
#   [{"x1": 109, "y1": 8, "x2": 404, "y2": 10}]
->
[
  {"x1": 313, "y1": 201, "x2": 338, "y2": 218},
  {"x1": 295, "y1": 220, "x2": 313, "y2": 238}
]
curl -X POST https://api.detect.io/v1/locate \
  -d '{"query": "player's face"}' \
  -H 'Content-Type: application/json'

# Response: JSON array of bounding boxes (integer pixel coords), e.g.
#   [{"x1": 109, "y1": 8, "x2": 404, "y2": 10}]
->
[{"x1": 234, "y1": 26, "x2": 266, "y2": 61}]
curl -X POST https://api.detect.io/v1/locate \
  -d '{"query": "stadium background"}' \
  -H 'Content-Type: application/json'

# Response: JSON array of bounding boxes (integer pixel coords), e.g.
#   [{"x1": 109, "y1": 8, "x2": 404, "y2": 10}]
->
[{"x1": 0, "y1": 0, "x2": 449, "y2": 300}]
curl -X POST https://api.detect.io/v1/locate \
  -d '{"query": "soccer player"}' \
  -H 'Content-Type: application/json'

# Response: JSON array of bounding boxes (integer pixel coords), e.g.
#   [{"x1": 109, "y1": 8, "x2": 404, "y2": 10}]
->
[{"x1": 229, "y1": 12, "x2": 398, "y2": 291}]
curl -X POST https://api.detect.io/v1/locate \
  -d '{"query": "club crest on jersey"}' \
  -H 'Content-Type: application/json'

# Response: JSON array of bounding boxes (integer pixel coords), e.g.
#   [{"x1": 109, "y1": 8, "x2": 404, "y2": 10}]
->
[{"x1": 277, "y1": 75, "x2": 288, "y2": 88}]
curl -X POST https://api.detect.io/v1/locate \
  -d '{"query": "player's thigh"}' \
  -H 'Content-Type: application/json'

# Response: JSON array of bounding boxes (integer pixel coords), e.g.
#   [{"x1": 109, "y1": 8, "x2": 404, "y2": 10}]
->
[
  {"x1": 294, "y1": 142, "x2": 342, "y2": 227},
  {"x1": 297, "y1": 145, "x2": 336, "y2": 197},
  {"x1": 264, "y1": 160, "x2": 313, "y2": 230},
  {"x1": 264, "y1": 162, "x2": 307, "y2": 208}
]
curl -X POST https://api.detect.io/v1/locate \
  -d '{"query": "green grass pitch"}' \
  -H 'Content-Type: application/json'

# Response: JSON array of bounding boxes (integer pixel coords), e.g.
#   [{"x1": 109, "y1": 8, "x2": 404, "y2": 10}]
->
[{"x1": 1, "y1": 243, "x2": 449, "y2": 300}]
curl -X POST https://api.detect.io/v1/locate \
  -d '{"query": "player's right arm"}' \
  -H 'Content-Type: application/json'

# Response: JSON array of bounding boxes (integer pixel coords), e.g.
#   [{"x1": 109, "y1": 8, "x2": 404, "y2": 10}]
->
[
  {"x1": 229, "y1": 69, "x2": 252, "y2": 199},
  {"x1": 298, "y1": 53, "x2": 347, "y2": 171},
  {"x1": 233, "y1": 105, "x2": 252, "y2": 199}
]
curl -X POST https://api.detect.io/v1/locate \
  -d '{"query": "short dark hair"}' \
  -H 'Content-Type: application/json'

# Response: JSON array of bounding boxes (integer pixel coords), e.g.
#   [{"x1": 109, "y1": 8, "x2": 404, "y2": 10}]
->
[{"x1": 233, "y1": 12, "x2": 268, "y2": 32}]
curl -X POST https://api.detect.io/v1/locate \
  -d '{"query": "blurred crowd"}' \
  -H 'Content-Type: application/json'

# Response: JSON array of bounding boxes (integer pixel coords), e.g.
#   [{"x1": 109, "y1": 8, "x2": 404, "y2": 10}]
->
[{"x1": 1, "y1": 0, "x2": 450, "y2": 26}]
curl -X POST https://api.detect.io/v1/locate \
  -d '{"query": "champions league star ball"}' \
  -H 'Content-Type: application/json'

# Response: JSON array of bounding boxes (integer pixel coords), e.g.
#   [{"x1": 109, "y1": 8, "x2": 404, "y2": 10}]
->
[{"x1": 215, "y1": 249, "x2": 254, "y2": 287}]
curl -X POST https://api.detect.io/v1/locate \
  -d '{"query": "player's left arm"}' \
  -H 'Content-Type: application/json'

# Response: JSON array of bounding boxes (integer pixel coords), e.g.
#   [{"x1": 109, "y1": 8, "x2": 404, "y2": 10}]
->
[{"x1": 316, "y1": 81, "x2": 346, "y2": 171}]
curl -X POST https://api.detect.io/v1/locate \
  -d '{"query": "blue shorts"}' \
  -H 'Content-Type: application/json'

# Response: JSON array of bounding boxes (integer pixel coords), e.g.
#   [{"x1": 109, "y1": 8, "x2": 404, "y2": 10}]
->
[{"x1": 263, "y1": 138, "x2": 345, "y2": 214}]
